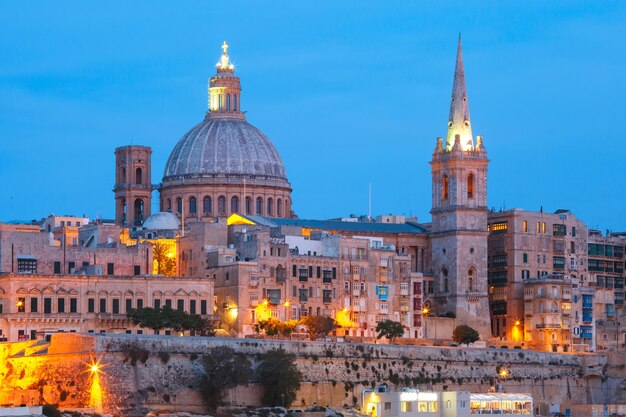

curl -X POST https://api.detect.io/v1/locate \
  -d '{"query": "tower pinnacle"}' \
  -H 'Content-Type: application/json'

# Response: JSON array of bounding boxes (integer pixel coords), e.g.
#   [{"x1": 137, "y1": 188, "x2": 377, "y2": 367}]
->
[
  {"x1": 208, "y1": 41, "x2": 243, "y2": 118},
  {"x1": 446, "y1": 34, "x2": 473, "y2": 151},
  {"x1": 216, "y1": 40, "x2": 234, "y2": 72}
]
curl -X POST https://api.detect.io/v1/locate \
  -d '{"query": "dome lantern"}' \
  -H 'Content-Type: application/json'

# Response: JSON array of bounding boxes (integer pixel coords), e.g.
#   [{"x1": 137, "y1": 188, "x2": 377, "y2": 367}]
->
[{"x1": 208, "y1": 41, "x2": 243, "y2": 119}]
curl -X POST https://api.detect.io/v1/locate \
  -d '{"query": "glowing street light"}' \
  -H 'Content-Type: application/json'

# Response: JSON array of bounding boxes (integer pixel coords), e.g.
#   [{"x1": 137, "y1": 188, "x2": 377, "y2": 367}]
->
[
  {"x1": 499, "y1": 368, "x2": 509, "y2": 378},
  {"x1": 422, "y1": 307, "x2": 430, "y2": 316}
]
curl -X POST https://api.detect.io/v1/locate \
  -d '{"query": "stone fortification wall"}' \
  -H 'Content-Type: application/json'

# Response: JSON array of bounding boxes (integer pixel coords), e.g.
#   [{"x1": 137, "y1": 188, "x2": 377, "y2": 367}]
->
[{"x1": 0, "y1": 334, "x2": 622, "y2": 417}]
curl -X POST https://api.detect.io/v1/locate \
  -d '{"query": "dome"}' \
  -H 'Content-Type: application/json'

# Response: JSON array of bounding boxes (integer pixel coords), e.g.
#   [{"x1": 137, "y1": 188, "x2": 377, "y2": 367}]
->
[
  {"x1": 143, "y1": 211, "x2": 181, "y2": 230},
  {"x1": 163, "y1": 116, "x2": 288, "y2": 182}
]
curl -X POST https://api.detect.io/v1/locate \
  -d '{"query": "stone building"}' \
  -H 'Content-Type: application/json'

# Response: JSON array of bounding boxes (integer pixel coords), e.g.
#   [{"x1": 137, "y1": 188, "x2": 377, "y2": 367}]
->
[
  {"x1": 523, "y1": 274, "x2": 573, "y2": 352},
  {"x1": 0, "y1": 273, "x2": 213, "y2": 341},
  {"x1": 487, "y1": 209, "x2": 588, "y2": 342}
]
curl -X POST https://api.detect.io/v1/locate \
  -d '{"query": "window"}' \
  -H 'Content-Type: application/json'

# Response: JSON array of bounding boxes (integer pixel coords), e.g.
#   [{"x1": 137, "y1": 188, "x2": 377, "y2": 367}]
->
[
  {"x1": 58, "y1": 298, "x2": 65, "y2": 313},
  {"x1": 245, "y1": 197, "x2": 252, "y2": 215},
  {"x1": 200, "y1": 300, "x2": 207, "y2": 315},
  {"x1": 442, "y1": 174, "x2": 449, "y2": 200},
  {"x1": 17, "y1": 258, "x2": 37, "y2": 274},
  {"x1": 30, "y1": 298, "x2": 38, "y2": 313},
  {"x1": 267, "y1": 198, "x2": 273, "y2": 216},
  {"x1": 523, "y1": 220, "x2": 528, "y2": 232},
  {"x1": 176, "y1": 299, "x2": 184, "y2": 311},
  {"x1": 177, "y1": 197, "x2": 182, "y2": 213},
  {"x1": 256, "y1": 197, "x2": 263, "y2": 215},
  {"x1": 189, "y1": 197, "x2": 197, "y2": 214},
  {"x1": 553, "y1": 224, "x2": 566, "y2": 236},
  {"x1": 218, "y1": 196, "x2": 226, "y2": 214},
  {"x1": 231, "y1": 196, "x2": 239, "y2": 213},
  {"x1": 165, "y1": 299, "x2": 172, "y2": 308},
  {"x1": 70, "y1": 298, "x2": 77, "y2": 313},
  {"x1": 107, "y1": 263, "x2": 114, "y2": 275},
  {"x1": 226, "y1": 93, "x2": 231, "y2": 110},
  {"x1": 190, "y1": 300, "x2": 196, "y2": 314},
  {"x1": 277, "y1": 199, "x2": 282, "y2": 217},
  {"x1": 137, "y1": 299, "x2": 143, "y2": 309},
  {"x1": 126, "y1": 298, "x2": 132, "y2": 312},
  {"x1": 99, "y1": 298, "x2": 107, "y2": 313},
  {"x1": 489, "y1": 222, "x2": 508, "y2": 233},
  {"x1": 542, "y1": 222, "x2": 546, "y2": 234},
  {"x1": 523, "y1": 253, "x2": 528, "y2": 263},
  {"x1": 43, "y1": 298, "x2": 52, "y2": 314},
  {"x1": 88, "y1": 298, "x2": 95, "y2": 313},
  {"x1": 203, "y1": 196, "x2": 212, "y2": 214},
  {"x1": 54, "y1": 261, "x2": 61, "y2": 274},
  {"x1": 467, "y1": 172, "x2": 474, "y2": 198},
  {"x1": 154, "y1": 299, "x2": 161, "y2": 308},
  {"x1": 112, "y1": 299, "x2": 120, "y2": 314},
  {"x1": 135, "y1": 167, "x2": 143, "y2": 185}
]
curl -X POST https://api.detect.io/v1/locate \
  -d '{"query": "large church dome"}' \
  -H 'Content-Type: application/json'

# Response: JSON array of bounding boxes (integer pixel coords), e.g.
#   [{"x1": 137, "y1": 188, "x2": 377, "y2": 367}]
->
[
  {"x1": 159, "y1": 42, "x2": 292, "y2": 220},
  {"x1": 163, "y1": 116, "x2": 287, "y2": 182}
]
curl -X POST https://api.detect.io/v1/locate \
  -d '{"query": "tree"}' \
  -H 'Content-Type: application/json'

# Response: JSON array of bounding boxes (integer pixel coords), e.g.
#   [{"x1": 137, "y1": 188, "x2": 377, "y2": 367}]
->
[
  {"x1": 452, "y1": 324, "x2": 480, "y2": 346},
  {"x1": 281, "y1": 319, "x2": 298, "y2": 338},
  {"x1": 200, "y1": 346, "x2": 253, "y2": 410},
  {"x1": 257, "y1": 348, "x2": 301, "y2": 407},
  {"x1": 127, "y1": 306, "x2": 214, "y2": 335},
  {"x1": 376, "y1": 319, "x2": 405, "y2": 342},
  {"x1": 152, "y1": 241, "x2": 176, "y2": 276},
  {"x1": 300, "y1": 315, "x2": 339, "y2": 340},
  {"x1": 254, "y1": 317, "x2": 284, "y2": 337}
]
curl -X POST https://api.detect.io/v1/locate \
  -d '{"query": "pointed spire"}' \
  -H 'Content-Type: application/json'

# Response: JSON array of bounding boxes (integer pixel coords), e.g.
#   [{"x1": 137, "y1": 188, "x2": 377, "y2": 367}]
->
[{"x1": 446, "y1": 34, "x2": 473, "y2": 151}]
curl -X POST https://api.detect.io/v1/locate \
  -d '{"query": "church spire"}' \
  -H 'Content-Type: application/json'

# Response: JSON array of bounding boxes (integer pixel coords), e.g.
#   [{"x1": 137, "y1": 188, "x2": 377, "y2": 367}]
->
[{"x1": 446, "y1": 34, "x2": 473, "y2": 151}]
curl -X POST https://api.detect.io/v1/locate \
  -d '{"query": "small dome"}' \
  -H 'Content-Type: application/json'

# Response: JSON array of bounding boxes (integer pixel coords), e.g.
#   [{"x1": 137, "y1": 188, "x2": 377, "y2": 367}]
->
[
  {"x1": 163, "y1": 116, "x2": 288, "y2": 182},
  {"x1": 143, "y1": 212, "x2": 181, "y2": 230}
]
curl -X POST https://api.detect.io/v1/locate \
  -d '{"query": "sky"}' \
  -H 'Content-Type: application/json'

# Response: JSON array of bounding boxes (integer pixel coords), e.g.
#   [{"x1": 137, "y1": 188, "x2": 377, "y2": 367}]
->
[{"x1": 1, "y1": 2, "x2": 625, "y2": 231}]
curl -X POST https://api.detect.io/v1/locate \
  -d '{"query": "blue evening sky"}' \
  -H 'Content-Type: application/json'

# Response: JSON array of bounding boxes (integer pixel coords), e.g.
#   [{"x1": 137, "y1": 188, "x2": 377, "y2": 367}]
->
[{"x1": 1, "y1": 2, "x2": 625, "y2": 230}]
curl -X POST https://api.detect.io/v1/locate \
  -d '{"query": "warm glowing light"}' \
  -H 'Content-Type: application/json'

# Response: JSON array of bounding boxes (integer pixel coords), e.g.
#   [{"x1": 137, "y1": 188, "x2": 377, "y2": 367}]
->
[
  {"x1": 335, "y1": 308, "x2": 353, "y2": 328},
  {"x1": 499, "y1": 369, "x2": 509, "y2": 378},
  {"x1": 227, "y1": 213, "x2": 256, "y2": 226},
  {"x1": 284, "y1": 301, "x2": 290, "y2": 307},
  {"x1": 514, "y1": 320, "x2": 521, "y2": 326},
  {"x1": 84, "y1": 357, "x2": 107, "y2": 413},
  {"x1": 262, "y1": 299, "x2": 269, "y2": 306},
  {"x1": 16, "y1": 300, "x2": 24, "y2": 307},
  {"x1": 400, "y1": 391, "x2": 418, "y2": 401},
  {"x1": 422, "y1": 307, "x2": 430, "y2": 315},
  {"x1": 229, "y1": 307, "x2": 238, "y2": 319}
]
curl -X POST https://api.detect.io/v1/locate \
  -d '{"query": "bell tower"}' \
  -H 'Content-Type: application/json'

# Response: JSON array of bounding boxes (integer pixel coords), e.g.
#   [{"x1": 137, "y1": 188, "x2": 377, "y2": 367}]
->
[
  {"x1": 114, "y1": 145, "x2": 152, "y2": 227},
  {"x1": 429, "y1": 36, "x2": 491, "y2": 338}
]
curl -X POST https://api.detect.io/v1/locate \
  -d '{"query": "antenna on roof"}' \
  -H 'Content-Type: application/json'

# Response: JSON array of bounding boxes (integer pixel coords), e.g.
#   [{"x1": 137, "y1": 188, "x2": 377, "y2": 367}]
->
[{"x1": 368, "y1": 182, "x2": 372, "y2": 221}]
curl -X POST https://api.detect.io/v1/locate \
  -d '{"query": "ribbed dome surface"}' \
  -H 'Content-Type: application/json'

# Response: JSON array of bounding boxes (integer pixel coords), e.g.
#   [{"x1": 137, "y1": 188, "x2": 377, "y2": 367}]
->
[{"x1": 163, "y1": 116, "x2": 288, "y2": 182}]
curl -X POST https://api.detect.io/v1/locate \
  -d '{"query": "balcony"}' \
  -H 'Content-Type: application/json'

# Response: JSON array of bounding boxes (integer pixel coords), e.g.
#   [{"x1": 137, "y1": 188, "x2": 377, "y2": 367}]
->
[
  {"x1": 323, "y1": 297, "x2": 332, "y2": 304},
  {"x1": 535, "y1": 323, "x2": 564, "y2": 329}
]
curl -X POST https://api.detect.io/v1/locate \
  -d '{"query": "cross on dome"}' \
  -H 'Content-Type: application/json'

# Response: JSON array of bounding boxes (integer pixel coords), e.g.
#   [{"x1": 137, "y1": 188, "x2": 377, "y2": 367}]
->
[
  {"x1": 216, "y1": 40, "x2": 234, "y2": 71},
  {"x1": 222, "y1": 41, "x2": 229, "y2": 55}
]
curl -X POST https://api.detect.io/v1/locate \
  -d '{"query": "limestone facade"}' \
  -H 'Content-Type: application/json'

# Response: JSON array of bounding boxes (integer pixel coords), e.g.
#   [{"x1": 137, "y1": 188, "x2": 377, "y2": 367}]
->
[{"x1": 0, "y1": 273, "x2": 214, "y2": 341}]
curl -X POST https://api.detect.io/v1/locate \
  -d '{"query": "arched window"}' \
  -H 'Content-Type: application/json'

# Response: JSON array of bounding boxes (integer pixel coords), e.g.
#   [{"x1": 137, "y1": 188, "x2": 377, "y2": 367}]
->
[
  {"x1": 189, "y1": 197, "x2": 197, "y2": 214},
  {"x1": 277, "y1": 199, "x2": 282, "y2": 217},
  {"x1": 218, "y1": 196, "x2": 226, "y2": 214},
  {"x1": 468, "y1": 173, "x2": 474, "y2": 199},
  {"x1": 226, "y1": 94, "x2": 231, "y2": 111},
  {"x1": 444, "y1": 278, "x2": 449, "y2": 292},
  {"x1": 267, "y1": 198, "x2": 273, "y2": 216},
  {"x1": 176, "y1": 197, "x2": 182, "y2": 214},
  {"x1": 285, "y1": 198, "x2": 290, "y2": 217},
  {"x1": 233, "y1": 94, "x2": 238, "y2": 111},
  {"x1": 166, "y1": 198, "x2": 171, "y2": 212},
  {"x1": 136, "y1": 167, "x2": 143, "y2": 185},
  {"x1": 134, "y1": 199, "x2": 144, "y2": 226},
  {"x1": 442, "y1": 174, "x2": 449, "y2": 200},
  {"x1": 468, "y1": 277, "x2": 473, "y2": 292},
  {"x1": 122, "y1": 198, "x2": 127, "y2": 224},
  {"x1": 245, "y1": 197, "x2": 252, "y2": 215},
  {"x1": 203, "y1": 196, "x2": 212, "y2": 214},
  {"x1": 120, "y1": 167, "x2": 126, "y2": 183},
  {"x1": 218, "y1": 94, "x2": 223, "y2": 110},
  {"x1": 256, "y1": 197, "x2": 263, "y2": 215},
  {"x1": 231, "y1": 196, "x2": 239, "y2": 213}
]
